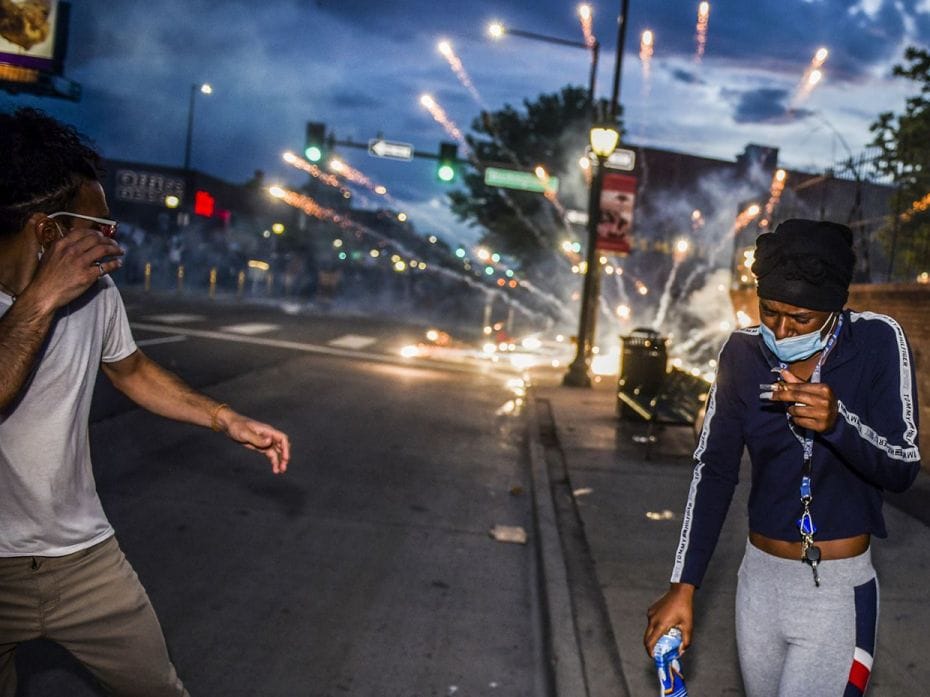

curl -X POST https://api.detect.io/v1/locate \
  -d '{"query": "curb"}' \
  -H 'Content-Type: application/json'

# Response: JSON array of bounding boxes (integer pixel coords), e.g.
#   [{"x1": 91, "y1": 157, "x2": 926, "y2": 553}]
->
[{"x1": 526, "y1": 393, "x2": 587, "y2": 697}]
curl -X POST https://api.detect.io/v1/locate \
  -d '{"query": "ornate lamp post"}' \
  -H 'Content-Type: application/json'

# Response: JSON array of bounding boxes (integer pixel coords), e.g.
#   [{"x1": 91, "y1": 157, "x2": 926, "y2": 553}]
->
[{"x1": 563, "y1": 124, "x2": 620, "y2": 387}]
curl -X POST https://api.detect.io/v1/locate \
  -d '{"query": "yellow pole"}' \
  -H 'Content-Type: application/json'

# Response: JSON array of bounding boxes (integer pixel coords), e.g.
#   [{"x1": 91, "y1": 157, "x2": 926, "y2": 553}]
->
[
  {"x1": 237, "y1": 270, "x2": 245, "y2": 298},
  {"x1": 144, "y1": 262, "x2": 151, "y2": 292},
  {"x1": 209, "y1": 267, "x2": 217, "y2": 299},
  {"x1": 177, "y1": 265, "x2": 185, "y2": 293}
]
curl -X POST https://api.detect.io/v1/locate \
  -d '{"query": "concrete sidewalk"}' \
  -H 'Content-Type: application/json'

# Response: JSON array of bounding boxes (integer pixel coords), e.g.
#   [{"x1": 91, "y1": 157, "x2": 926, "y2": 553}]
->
[{"x1": 528, "y1": 381, "x2": 930, "y2": 697}]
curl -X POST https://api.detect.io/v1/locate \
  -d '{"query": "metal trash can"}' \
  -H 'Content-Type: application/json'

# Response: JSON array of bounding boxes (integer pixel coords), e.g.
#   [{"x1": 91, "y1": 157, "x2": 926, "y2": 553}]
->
[{"x1": 617, "y1": 328, "x2": 668, "y2": 421}]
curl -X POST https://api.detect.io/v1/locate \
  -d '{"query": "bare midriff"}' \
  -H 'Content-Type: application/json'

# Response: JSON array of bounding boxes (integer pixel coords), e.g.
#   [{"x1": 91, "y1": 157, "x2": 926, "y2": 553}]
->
[{"x1": 749, "y1": 531, "x2": 870, "y2": 560}]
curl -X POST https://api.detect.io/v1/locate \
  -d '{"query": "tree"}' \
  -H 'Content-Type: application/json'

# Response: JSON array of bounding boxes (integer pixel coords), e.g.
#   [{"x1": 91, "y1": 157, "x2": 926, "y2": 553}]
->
[
  {"x1": 448, "y1": 85, "x2": 619, "y2": 266},
  {"x1": 869, "y1": 46, "x2": 930, "y2": 279}
]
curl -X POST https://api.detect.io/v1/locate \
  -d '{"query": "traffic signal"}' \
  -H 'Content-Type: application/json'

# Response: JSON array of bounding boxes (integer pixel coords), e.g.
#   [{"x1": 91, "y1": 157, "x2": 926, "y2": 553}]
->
[
  {"x1": 304, "y1": 122, "x2": 326, "y2": 163},
  {"x1": 437, "y1": 142, "x2": 458, "y2": 183}
]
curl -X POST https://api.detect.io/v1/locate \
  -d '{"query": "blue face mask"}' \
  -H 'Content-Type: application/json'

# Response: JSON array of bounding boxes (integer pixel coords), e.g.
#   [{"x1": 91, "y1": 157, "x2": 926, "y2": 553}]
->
[{"x1": 759, "y1": 313, "x2": 836, "y2": 363}]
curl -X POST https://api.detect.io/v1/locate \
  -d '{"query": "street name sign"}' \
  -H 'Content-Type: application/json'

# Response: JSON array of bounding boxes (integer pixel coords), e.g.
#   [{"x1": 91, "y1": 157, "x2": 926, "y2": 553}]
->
[
  {"x1": 606, "y1": 148, "x2": 635, "y2": 171},
  {"x1": 484, "y1": 167, "x2": 560, "y2": 194},
  {"x1": 585, "y1": 146, "x2": 636, "y2": 171},
  {"x1": 368, "y1": 139, "x2": 414, "y2": 161}
]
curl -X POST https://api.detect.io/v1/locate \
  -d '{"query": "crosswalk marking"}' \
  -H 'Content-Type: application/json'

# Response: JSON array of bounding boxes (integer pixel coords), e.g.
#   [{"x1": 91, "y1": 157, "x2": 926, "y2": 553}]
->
[
  {"x1": 327, "y1": 334, "x2": 377, "y2": 350},
  {"x1": 219, "y1": 322, "x2": 280, "y2": 335},
  {"x1": 141, "y1": 313, "x2": 206, "y2": 324}
]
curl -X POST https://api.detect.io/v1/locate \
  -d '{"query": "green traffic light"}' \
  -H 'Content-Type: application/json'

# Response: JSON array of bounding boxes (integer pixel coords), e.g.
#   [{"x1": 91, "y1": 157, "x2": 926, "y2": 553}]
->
[
  {"x1": 305, "y1": 146, "x2": 323, "y2": 162},
  {"x1": 437, "y1": 164, "x2": 455, "y2": 182}
]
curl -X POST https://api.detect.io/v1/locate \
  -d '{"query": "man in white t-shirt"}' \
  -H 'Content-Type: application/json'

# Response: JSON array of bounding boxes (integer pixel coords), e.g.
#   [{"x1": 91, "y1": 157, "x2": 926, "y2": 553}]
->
[{"x1": 0, "y1": 109, "x2": 291, "y2": 696}]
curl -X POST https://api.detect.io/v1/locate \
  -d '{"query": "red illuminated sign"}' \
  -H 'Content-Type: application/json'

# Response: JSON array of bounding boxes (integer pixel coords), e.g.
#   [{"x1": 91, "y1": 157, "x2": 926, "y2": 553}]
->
[{"x1": 194, "y1": 190, "x2": 215, "y2": 217}]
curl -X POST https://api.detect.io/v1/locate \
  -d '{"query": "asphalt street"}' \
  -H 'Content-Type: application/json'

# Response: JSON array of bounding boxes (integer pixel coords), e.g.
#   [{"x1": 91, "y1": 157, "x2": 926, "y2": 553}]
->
[{"x1": 15, "y1": 291, "x2": 545, "y2": 697}]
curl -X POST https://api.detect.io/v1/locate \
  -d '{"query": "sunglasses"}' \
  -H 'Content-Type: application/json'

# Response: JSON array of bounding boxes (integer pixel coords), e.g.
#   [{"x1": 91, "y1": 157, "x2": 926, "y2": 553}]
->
[{"x1": 46, "y1": 211, "x2": 118, "y2": 239}]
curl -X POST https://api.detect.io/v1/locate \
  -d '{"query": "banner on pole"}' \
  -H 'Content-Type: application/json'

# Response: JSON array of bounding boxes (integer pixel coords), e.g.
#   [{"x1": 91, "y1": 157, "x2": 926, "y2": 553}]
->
[{"x1": 596, "y1": 172, "x2": 637, "y2": 254}]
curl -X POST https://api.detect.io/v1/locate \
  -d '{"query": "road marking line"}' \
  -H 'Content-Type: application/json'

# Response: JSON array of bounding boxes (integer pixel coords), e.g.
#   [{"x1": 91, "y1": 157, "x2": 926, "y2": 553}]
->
[
  {"x1": 219, "y1": 322, "x2": 280, "y2": 335},
  {"x1": 327, "y1": 334, "x2": 377, "y2": 349},
  {"x1": 136, "y1": 335, "x2": 188, "y2": 347},
  {"x1": 141, "y1": 313, "x2": 206, "y2": 324},
  {"x1": 128, "y1": 322, "x2": 507, "y2": 378}
]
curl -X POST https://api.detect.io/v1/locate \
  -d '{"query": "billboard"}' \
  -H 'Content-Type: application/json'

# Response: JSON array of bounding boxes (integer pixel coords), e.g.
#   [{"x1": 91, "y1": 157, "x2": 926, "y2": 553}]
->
[
  {"x1": 0, "y1": 0, "x2": 62, "y2": 72},
  {"x1": 597, "y1": 172, "x2": 637, "y2": 254},
  {"x1": 115, "y1": 169, "x2": 186, "y2": 206}
]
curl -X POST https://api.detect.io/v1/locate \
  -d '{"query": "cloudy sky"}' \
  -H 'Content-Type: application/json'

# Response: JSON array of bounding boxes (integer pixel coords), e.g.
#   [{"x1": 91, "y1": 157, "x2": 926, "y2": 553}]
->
[{"x1": 3, "y1": 0, "x2": 929, "y2": 243}]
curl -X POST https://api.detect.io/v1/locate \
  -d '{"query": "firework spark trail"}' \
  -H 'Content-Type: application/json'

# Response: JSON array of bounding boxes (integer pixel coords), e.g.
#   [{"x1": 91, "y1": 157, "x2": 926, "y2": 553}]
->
[
  {"x1": 675, "y1": 323, "x2": 725, "y2": 355},
  {"x1": 678, "y1": 260, "x2": 709, "y2": 304},
  {"x1": 640, "y1": 30, "x2": 654, "y2": 95},
  {"x1": 440, "y1": 45, "x2": 522, "y2": 167},
  {"x1": 419, "y1": 95, "x2": 568, "y2": 254},
  {"x1": 697, "y1": 202, "x2": 762, "y2": 265},
  {"x1": 518, "y1": 279, "x2": 573, "y2": 319},
  {"x1": 543, "y1": 188, "x2": 568, "y2": 218},
  {"x1": 901, "y1": 192, "x2": 930, "y2": 222},
  {"x1": 498, "y1": 189, "x2": 551, "y2": 248},
  {"x1": 269, "y1": 187, "x2": 551, "y2": 322},
  {"x1": 283, "y1": 152, "x2": 344, "y2": 189},
  {"x1": 652, "y1": 256, "x2": 684, "y2": 330},
  {"x1": 284, "y1": 152, "x2": 394, "y2": 209},
  {"x1": 734, "y1": 202, "x2": 762, "y2": 232},
  {"x1": 792, "y1": 47, "x2": 829, "y2": 106},
  {"x1": 436, "y1": 41, "x2": 526, "y2": 168},
  {"x1": 329, "y1": 159, "x2": 377, "y2": 190},
  {"x1": 612, "y1": 267, "x2": 631, "y2": 305},
  {"x1": 763, "y1": 169, "x2": 787, "y2": 224},
  {"x1": 420, "y1": 94, "x2": 466, "y2": 146},
  {"x1": 459, "y1": 133, "x2": 551, "y2": 248},
  {"x1": 578, "y1": 4, "x2": 596, "y2": 48},
  {"x1": 437, "y1": 40, "x2": 486, "y2": 108},
  {"x1": 695, "y1": 2, "x2": 710, "y2": 62},
  {"x1": 275, "y1": 189, "x2": 339, "y2": 222}
]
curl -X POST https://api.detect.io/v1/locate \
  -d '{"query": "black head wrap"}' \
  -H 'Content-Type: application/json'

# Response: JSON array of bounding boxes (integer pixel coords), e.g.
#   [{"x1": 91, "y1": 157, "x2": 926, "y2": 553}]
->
[{"x1": 750, "y1": 218, "x2": 855, "y2": 311}]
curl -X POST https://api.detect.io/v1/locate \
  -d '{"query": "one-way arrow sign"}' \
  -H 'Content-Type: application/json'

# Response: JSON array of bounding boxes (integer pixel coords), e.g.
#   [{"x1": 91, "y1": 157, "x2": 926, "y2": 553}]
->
[{"x1": 368, "y1": 139, "x2": 414, "y2": 161}]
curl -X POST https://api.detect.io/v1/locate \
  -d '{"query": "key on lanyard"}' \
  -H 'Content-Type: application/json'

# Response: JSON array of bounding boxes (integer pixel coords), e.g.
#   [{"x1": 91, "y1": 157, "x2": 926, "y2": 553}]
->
[{"x1": 803, "y1": 542, "x2": 821, "y2": 587}]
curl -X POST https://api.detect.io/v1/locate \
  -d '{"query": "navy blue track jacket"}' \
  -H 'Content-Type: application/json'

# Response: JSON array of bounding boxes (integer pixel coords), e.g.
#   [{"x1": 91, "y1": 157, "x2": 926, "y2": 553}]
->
[{"x1": 671, "y1": 309, "x2": 922, "y2": 588}]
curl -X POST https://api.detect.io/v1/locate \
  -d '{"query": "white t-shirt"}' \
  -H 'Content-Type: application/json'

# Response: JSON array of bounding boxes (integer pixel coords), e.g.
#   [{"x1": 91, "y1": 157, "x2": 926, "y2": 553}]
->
[{"x1": 0, "y1": 277, "x2": 137, "y2": 556}]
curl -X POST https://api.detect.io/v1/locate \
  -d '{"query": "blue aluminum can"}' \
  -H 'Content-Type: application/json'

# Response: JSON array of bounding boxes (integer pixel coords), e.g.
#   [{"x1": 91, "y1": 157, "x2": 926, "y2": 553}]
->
[{"x1": 653, "y1": 627, "x2": 688, "y2": 697}]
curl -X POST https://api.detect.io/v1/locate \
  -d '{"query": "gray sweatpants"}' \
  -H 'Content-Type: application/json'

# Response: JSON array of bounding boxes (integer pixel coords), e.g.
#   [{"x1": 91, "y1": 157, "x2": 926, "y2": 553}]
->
[{"x1": 735, "y1": 540, "x2": 878, "y2": 697}]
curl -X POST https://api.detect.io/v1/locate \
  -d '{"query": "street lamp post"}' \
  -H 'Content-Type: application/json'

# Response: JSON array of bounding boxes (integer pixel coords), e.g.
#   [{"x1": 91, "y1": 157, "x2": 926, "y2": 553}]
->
[
  {"x1": 564, "y1": 125, "x2": 619, "y2": 387},
  {"x1": 183, "y1": 82, "x2": 212, "y2": 172}
]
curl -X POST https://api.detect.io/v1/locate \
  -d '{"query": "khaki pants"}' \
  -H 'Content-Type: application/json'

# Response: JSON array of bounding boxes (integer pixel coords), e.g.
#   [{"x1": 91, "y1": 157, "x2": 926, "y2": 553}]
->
[{"x1": 0, "y1": 536, "x2": 188, "y2": 697}]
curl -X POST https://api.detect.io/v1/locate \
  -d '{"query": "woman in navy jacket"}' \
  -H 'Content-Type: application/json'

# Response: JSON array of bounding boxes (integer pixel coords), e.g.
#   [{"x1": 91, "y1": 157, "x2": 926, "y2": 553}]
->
[{"x1": 643, "y1": 219, "x2": 921, "y2": 697}]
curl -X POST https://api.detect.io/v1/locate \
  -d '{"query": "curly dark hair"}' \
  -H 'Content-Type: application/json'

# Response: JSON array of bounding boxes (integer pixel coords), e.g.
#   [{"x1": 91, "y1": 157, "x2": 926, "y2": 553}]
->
[{"x1": 0, "y1": 107, "x2": 101, "y2": 237}]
